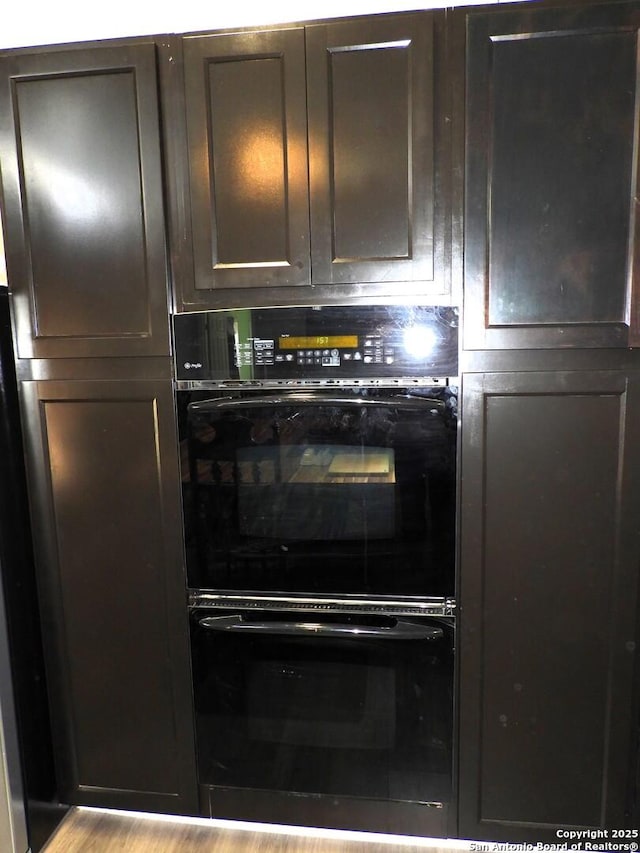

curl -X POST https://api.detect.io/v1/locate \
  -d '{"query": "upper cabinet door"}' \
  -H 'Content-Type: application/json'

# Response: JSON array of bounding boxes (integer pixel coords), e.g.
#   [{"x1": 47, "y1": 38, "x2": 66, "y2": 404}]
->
[
  {"x1": 306, "y1": 14, "x2": 449, "y2": 294},
  {"x1": 0, "y1": 42, "x2": 171, "y2": 359},
  {"x1": 182, "y1": 28, "x2": 310, "y2": 297},
  {"x1": 463, "y1": 2, "x2": 640, "y2": 350}
]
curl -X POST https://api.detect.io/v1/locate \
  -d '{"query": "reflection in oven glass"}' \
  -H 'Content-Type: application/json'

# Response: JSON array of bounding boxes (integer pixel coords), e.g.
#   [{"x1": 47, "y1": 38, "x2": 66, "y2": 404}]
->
[
  {"x1": 191, "y1": 610, "x2": 454, "y2": 804},
  {"x1": 178, "y1": 388, "x2": 457, "y2": 598}
]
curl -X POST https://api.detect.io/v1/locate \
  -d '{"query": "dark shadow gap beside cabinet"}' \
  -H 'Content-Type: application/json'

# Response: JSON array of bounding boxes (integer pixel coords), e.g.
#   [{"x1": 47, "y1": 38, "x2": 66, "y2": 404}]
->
[{"x1": 0, "y1": 290, "x2": 64, "y2": 852}]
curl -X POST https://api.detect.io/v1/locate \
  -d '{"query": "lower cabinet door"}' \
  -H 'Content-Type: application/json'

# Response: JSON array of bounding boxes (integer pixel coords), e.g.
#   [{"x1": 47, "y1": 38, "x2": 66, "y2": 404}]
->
[
  {"x1": 19, "y1": 379, "x2": 198, "y2": 814},
  {"x1": 458, "y1": 371, "x2": 640, "y2": 840}
]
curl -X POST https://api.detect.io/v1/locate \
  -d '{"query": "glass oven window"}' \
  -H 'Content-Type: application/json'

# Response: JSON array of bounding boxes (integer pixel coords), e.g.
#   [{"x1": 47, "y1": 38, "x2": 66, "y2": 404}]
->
[
  {"x1": 191, "y1": 609, "x2": 454, "y2": 805},
  {"x1": 236, "y1": 444, "x2": 396, "y2": 540}
]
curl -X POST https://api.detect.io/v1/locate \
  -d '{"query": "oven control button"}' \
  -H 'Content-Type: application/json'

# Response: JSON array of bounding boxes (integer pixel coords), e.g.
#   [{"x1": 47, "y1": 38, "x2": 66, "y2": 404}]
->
[
  {"x1": 353, "y1": 351, "x2": 362, "y2": 360},
  {"x1": 363, "y1": 355, "x2": 373, "y2": 363}
]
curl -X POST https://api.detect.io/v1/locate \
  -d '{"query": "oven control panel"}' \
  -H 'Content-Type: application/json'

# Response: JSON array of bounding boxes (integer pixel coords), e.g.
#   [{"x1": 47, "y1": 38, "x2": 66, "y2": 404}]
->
[
  {"x1": 174, "y1": 305, "x2": 458, "y2": 385},
  {"x1": 242, "y1": 335, "x2": 395, "y2": 369}
]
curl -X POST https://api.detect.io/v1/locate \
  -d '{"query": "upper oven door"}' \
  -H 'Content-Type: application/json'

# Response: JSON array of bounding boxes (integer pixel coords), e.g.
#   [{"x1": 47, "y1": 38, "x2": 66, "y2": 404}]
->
[{"x1": 177, "y1": 389, "x2": 457, "y2": 598}]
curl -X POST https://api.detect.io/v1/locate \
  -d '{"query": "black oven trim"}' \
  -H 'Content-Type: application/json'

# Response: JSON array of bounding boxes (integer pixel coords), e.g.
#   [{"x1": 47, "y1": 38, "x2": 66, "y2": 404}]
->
[
  {"x1": 175, "y1": 376, "x2": 455, "y2": 391},
  {"x1": 188, "y1": 591, "x2": 456, "y2": 618},
  {"x1": 199, "y1": 782, "x2": 452, "y2": 837}
]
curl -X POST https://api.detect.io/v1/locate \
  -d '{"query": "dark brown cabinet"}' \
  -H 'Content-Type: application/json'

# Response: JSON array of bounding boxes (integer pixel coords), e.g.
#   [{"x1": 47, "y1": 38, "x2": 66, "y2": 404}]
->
[
  {"x1": 174, "y1": 12, "x2": 451, "y2": 310},
  {"x1": 458, "y1": 370, "x2": 640, "y2": 839},
  {"x1": 0, "y1": 42, "x2": 171, "y2": 359},
  {"x1": 458, "y1": 1, "x2": 640, "y2": 838},
  {"x1": 0, "y1": 38, "x2": 198, "y2": 816},
  {"x1": 306, "y1": 14, "x2": 449, "y2": 292},
  {"x1": 180, "y1": 27, "x2": 310, "y2": 297},
  {"x1": 2, "y1": 1, "x2": 640, "y2": 839},
  {"x1": 19, "y1": 379, "x2": 198, "y2": 814},
  {"x1": 463, "y1": 1, "x2": 640, "y2": 350}
]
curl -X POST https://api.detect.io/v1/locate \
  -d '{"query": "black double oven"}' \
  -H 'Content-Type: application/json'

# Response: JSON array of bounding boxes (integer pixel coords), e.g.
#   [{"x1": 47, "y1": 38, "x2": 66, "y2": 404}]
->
[{"x1": 174, "y1": 305, "x2": 459, "y2": 836}]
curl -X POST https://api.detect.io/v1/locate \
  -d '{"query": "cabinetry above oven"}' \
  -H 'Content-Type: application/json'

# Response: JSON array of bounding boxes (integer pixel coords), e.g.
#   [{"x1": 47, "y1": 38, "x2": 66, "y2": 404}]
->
[{"x1": 164, "y1": 11, "x2": 454, "y2": 312}]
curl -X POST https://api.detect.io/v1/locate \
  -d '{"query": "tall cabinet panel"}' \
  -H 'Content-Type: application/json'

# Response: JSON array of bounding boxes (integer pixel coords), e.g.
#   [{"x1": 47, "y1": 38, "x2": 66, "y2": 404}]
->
[
  {"x1": 463, "y1": 2, "x2": 640, "y2": 350},
  {"x1": 0, "y1": 37, "x2": 199, "y2": 818},
  {"x1": 180, "y1": 28, "x2": 310, "y2": 299},
  {"x1": 306, "y1": 13, "x2": 449, "y2": 292},
  {"x1": 458, "y1": 371, "x2": 640, "y2": 840},
  {"x1": 0, "y1": 42, "x2": 170, "y2": 359},
  {"x1": 19, "y1": 380, "x2": 198, "y2": 814}
]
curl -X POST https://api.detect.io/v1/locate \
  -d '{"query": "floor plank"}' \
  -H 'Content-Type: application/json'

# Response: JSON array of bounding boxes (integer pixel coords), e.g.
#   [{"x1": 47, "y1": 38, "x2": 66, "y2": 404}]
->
[{"x1": 40, "y1": 808, "x2": 475, "y2": 853}]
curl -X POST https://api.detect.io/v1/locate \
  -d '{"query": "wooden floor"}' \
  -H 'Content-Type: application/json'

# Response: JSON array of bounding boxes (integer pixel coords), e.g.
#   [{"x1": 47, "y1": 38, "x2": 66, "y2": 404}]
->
[{"x1": 40, "y1": 808, "x2": 475, "y2": 853}]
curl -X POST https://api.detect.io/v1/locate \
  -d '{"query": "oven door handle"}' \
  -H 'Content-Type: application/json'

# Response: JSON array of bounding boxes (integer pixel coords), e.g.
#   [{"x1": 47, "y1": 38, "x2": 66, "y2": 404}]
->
[
  {"x1": 198, "y1": 615, "x2": 443, "y2": 641},
  {"x1": 188, "y1": 394, "x2": 445, "y2": 413}
]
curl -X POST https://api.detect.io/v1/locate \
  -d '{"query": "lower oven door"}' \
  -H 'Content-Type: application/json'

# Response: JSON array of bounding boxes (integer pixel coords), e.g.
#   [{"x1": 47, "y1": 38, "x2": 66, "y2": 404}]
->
[{"x1": 190, "y1": 608, "x2": 454, "y2": 833}]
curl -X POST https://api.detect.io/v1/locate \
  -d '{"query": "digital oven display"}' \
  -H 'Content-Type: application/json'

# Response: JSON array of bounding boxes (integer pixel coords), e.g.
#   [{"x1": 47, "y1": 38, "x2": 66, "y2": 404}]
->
[{"x1": 278, "y1": 335, "x2": 359, "y2": 350}]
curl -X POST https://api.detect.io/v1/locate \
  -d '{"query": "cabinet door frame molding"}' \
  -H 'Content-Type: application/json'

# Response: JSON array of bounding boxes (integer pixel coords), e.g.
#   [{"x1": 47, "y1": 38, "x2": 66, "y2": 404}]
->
[
  {"x1": 181, "y1": 27, "x2": 311, "y2": 296},
  {"x1": 458, "y1": 369, "x2": 640, "y2": 839},
  {"x1": 0, "y1": 41, "x2": 171, "y2": 359},
  {"x1": 18, "y1": 378, "x2": 198, "y2": 814},
  {"x1": 462, "y1": 1, "x2": 640, "y2": 350}
]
